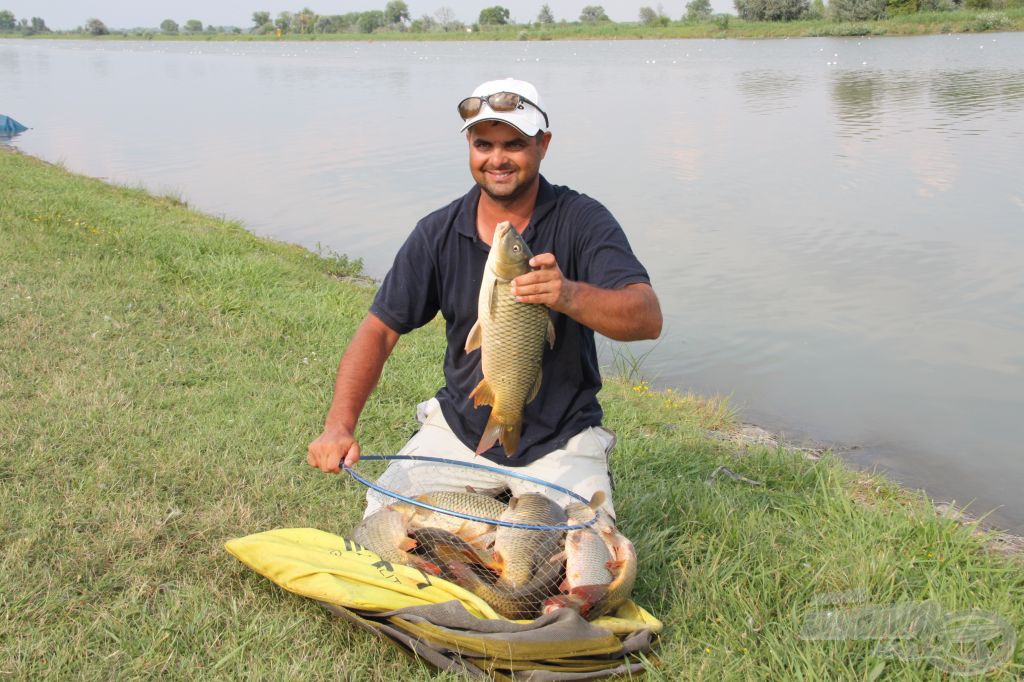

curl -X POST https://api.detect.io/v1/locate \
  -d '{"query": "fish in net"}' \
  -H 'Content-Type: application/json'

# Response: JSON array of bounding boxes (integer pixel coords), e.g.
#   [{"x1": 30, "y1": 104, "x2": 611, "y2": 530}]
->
[{"x1": 352, "y1": 486, "x2": 636, "y2": 621}]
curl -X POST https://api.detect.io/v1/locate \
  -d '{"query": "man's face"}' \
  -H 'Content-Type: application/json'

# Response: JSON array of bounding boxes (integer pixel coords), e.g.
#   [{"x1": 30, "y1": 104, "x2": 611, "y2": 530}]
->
[{"x1": 467, "y1": 122, "x2": 551, "y2": 203}]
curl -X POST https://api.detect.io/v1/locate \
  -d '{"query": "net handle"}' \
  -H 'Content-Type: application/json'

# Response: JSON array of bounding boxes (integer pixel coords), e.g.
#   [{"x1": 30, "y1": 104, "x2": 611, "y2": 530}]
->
[{"x1": 343, "y1": 454, "x2": 599, "y2": 531}]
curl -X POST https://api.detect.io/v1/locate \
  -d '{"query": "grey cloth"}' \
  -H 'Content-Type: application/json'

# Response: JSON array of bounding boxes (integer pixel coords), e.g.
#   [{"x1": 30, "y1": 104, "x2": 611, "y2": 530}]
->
[{"x1": 319, "y1": 600, "x2": 657, "y2": 681}]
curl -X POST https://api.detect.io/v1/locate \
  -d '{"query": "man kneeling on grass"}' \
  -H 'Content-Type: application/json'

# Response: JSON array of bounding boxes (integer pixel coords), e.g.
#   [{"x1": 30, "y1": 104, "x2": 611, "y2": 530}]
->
[{"x1": 308, "y1": 78, "x2": 661, "y2": 520}]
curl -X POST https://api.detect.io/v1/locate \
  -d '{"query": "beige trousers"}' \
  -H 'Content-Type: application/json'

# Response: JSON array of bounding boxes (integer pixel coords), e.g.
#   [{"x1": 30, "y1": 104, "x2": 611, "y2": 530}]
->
[{"x1": 364, "y1": 398, "x2": 617, "y2": 520}]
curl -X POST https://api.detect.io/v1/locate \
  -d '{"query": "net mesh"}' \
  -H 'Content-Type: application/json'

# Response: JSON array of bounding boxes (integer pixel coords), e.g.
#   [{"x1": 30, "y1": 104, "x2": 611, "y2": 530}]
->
[{"x1": 350, "y1": 486, "x2": 634, "y2": 621}]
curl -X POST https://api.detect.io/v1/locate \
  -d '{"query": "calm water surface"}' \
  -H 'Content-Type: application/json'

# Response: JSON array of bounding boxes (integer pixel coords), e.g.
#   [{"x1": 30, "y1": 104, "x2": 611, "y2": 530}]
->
[{"x1": 2, "y1": 36, "x2": 1022, "y2": 529}]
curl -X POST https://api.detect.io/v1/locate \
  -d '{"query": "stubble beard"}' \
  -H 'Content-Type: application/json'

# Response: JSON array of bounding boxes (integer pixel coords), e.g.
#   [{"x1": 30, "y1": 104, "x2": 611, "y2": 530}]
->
[{"x1": 477, "y1": 168, "x2": 537, "y2": 206}]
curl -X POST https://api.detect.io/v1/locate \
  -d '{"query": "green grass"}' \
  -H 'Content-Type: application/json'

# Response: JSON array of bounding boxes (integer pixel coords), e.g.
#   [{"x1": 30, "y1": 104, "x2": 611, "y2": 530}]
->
[
  {"x1": 1, "y1": 147, "x2": 1022, "y2": 679},
  {"x1": 3, "y1": 8, "x2": 1024, "y2": 42}
]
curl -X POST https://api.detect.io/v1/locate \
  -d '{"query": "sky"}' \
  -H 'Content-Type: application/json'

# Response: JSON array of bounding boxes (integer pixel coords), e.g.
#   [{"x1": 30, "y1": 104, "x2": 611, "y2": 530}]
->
[{"x1": 3, "y1": 0, "x2": 735, "y2": 31}]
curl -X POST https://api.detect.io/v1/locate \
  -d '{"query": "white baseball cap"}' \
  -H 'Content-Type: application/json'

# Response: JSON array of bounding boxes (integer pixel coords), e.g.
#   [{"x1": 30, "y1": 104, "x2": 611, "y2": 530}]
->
[{"x1": 458, "y1": 78, "x2": 549, "y2": 136}]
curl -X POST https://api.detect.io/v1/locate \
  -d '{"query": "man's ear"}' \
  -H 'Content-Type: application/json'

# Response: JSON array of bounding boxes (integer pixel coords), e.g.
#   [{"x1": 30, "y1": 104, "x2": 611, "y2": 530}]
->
[{"x1": 538, "y1": 131, "x2": 552, "y2": 158}]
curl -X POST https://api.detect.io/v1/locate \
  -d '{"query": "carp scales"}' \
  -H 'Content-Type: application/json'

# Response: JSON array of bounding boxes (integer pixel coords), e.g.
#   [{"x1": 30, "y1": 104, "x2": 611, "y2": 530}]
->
[
  {"x1": 566, "y1": 527, "x2": 614, "y2": 591},
  {"x1": 541, "y1": 527, "x2": 614, "y2": 618},
  {"x1": 447, "y1": 559, "x2": 555, "y2": 620},
  {"x1": 465, "y1": 221, "x2": 555, "y2": 457},
  {"x1": 352, "y1": 507, "x2": 418, "y2": 565},
  {"x1": 493, "y1": 493, "x2": 566, "y2": 589}
]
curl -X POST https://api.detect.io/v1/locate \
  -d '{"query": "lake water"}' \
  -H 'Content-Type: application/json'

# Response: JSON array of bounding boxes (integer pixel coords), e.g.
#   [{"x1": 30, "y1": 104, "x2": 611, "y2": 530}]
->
[{"x1": 2, "y1": 36, "x2": 1022, "y2": 531}]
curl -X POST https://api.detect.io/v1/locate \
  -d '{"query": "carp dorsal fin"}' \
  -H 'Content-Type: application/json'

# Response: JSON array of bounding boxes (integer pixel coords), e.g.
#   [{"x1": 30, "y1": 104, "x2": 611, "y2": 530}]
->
[
  {"x1": 526, "y1": 368, "x2": 542, "y2": 403},
  {"x1": 546, "y1": 318, "x2": 556, "y2": 348},
  {"x1": 464, "y1": 319, "x2": 482, "y2": 353}
]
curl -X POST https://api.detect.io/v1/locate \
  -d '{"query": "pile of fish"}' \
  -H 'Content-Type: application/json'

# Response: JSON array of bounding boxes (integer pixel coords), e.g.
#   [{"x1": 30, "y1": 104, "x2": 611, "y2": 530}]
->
[{"x1": 353, "y1": 489, "x2": 636, "y2": 620}]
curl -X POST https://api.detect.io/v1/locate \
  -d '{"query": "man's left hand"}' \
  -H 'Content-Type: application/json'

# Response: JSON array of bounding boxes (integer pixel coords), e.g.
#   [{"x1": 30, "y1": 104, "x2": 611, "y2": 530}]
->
[{"x1": 511, "y1": 253, "x2": 576, "y2": 312}]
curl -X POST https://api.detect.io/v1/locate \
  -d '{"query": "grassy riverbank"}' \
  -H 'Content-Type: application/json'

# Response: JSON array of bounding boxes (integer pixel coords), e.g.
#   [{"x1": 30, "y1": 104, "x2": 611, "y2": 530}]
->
[
  {"x1": 3, "y1": 8, "x2": 1024, "y2": 41},
  {"x1": 2, "y1": 147, "x2": 1022, "y2": 679}
]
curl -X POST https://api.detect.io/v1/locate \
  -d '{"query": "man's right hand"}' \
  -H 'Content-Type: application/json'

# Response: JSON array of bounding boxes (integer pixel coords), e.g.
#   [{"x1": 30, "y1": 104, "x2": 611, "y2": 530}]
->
[{"x1": 307, "y1": 428, "x2": 361, "y2": 473}]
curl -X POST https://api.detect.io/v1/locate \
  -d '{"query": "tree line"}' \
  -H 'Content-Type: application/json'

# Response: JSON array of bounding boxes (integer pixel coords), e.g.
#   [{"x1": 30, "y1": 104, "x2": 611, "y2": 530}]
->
[
  {"x1": 0, "y1": 10, "x2": 49, "y2": 34},
  {"x1": 2, "y1": 0, "x2": 1019, "y2": 38}
]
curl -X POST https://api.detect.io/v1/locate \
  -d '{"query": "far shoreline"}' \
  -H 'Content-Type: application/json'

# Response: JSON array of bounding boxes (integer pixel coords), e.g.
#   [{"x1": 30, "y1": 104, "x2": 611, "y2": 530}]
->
[{"x1": 2, "y1": 8, "x2": 1023, "y2": 42}]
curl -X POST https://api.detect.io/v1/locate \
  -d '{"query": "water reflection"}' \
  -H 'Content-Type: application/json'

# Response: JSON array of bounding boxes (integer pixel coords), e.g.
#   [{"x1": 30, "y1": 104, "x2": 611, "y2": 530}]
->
[
  {"x1": 831, "y1": 65, "x2": 1024, "y2": 141},
  {"x1": 736, "y1": 69, "x2": 805, "y2": 114},
  {"x1": 929, "y1": 68, "x2": 1024, "y2": 118},
  {"x1": 831, "y1": 71, "x2": 886, "y2": 138}
]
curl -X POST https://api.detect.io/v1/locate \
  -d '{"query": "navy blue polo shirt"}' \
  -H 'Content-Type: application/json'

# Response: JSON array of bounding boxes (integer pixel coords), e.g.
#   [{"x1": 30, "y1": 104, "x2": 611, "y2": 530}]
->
[{"x1": 370, "y1": 175, "x2": 650, "y2": 466}]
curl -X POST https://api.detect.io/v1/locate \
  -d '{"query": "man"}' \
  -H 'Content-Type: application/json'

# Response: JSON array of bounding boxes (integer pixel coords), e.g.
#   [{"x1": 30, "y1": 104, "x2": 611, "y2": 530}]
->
[{"x1": 307, "y1": 78, "x2": 661, "y2": 519}]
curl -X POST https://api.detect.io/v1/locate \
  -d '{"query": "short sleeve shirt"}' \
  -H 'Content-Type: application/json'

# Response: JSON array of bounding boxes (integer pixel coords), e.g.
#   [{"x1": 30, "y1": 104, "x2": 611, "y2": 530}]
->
[{"x1": 370, "y1": 176, "x2": 651, "y2": 467}]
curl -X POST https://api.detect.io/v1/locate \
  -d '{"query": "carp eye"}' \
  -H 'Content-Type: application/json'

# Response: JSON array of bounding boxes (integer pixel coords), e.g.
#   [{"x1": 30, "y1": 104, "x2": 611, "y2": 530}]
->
[{"x1": 512, "y1": 245, "x2": 521, "y2": 253}]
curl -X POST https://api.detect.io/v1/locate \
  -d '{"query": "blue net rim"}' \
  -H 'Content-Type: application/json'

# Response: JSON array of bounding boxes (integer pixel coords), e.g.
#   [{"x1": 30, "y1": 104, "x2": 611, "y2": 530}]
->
[{"x1": 343, "y1": 454, "x2": 599, "y2": 531}]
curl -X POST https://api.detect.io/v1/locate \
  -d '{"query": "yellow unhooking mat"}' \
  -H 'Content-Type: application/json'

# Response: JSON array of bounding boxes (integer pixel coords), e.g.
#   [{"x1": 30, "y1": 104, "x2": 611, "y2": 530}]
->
[{"x1": 226, "y1": 528, "x2": 662, "y2": 680}]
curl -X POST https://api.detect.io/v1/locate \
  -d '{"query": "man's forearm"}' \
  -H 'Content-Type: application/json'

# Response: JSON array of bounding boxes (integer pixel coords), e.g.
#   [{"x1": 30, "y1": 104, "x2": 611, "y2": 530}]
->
[
  {"x1": 322, "y1": 313, "x2": 400, "y2": 434},
  {"x1": 560, "y1": 282, "x2": 662, "y2": 341}
]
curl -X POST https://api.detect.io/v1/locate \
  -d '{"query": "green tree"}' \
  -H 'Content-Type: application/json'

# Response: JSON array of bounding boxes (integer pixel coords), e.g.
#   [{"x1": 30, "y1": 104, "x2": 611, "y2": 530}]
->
[
  {"x1": 734, "y1": 0, "x2": 809, "y2": 20},
  {"x1": 336, "y1": 12, "x2": 362, "y2": 31},
  {"x1": 29, "y1": 16, "x2": 47, "y2": 32},
  {"x1": 579, "y1": 5, "x2": 610, "y2": 22},
  {"x1": 183, "y1": 19, "x2": 203, "y2": 33},
  {"x1": 384, "y1": 0, "x2": 410, "y2": 24},
  {"x1": 827, "y1": 0, "x2": 887, "y2": 19},
  {"x1": 160, "y1": 19, "x2": 179, "y2": 34},
  {"x1": 410, "y1": 14, "x2": 437, "y2": 31},
  {"x1": 252, "y1": 11, "x2": 270, "y2": 28},
  {"x1": 639, "y1": 5, "x2": 670, "y2": 24},
  {"x1": 537, "y1": 4, "x2": 555, "y2": 22},
  {"x1": 0, "y1": 10, "x2": 15, "y2": 32},
  {"x1": 293, "y1": 7, "x2": 317, "y2": 33},
  {"x1": 356, "y1": 10, "x2": 385, "y2": 32},
  {"x1": 479, "y1": 5, "x2": 511, "y2": 24},
  {"x1": 807, "y1": 0, "x2": 827, "y2": 17},
  {"x1": 85, "y1": 18, "x2": 109, "y2": 35},
  {"x1": 685, "y1": 0, "x2": 714, "y2": 20},
  {"x1": 275, "y1": 11, "x2": 292, "y2": 32}
]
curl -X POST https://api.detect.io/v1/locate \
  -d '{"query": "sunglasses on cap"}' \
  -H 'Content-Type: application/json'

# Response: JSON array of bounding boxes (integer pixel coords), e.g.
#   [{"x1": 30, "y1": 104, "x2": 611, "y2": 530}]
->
[{"x1": 457, "y1": 92, "x2": 549, "y2": 129}]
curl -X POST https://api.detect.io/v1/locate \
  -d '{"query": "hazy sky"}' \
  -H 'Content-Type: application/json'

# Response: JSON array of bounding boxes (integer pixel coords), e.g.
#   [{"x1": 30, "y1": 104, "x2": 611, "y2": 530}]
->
[{"x1": 3, "y1": 0, "x2": 735, "y2": 31}]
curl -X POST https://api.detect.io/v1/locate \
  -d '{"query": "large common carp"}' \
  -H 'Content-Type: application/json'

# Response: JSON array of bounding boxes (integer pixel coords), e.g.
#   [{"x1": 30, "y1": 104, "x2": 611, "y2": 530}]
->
[
  {"x1": 465, "y1": 221, "x2": 555, "y2": 457},
  {"x1": 492, "y1": 493, "x2": 566, "y2": 589}
]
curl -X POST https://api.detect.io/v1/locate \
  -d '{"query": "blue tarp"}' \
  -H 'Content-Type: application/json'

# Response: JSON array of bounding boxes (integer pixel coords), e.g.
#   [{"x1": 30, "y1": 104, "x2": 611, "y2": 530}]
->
[{"x1": 0, "y1": 115, "x2": 28, "y2": 136}]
